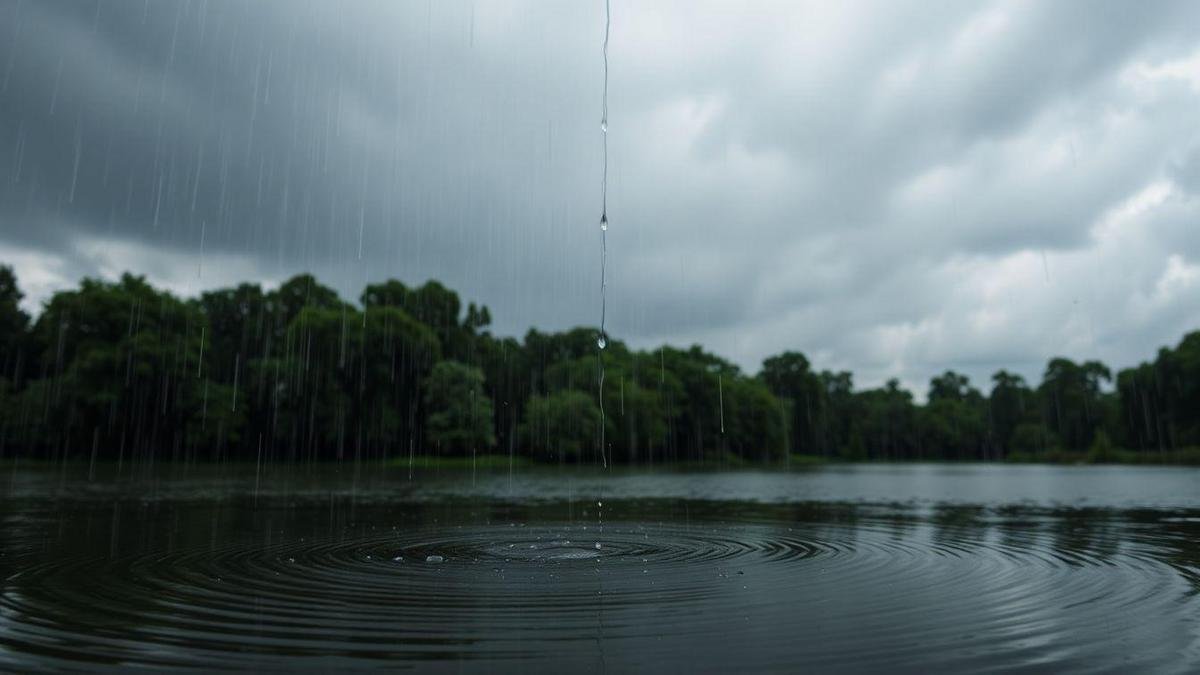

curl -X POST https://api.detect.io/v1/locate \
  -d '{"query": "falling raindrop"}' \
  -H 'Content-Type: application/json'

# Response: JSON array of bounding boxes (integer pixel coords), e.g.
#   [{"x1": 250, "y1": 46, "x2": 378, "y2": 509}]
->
[
  {"x1": 197, "y1": 221, "x2": 206, "y2": 278},
  {"x1": 719, "y1": 373, "x2": 725, "y2": 434},
  {"x1": 68, "y1": 122, "x2": 81, "y2": 203},
  {"x1": 196, "y1": 326, "x2": 205, "y2": 378},
  {"x1": 357, "y1": 206, "x2": 365, "y2": 260},
  {"x1": 231, "y1": 353, "x2": 240, "y2": 412}
]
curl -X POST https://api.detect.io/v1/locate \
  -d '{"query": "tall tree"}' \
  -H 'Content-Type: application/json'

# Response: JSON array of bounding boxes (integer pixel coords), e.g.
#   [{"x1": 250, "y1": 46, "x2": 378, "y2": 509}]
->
[
  {"x1": 521, "y1": 390, "x2": 604, "y2": 462},
  {"x1": 0, "y1": 265, "x2": 30, "y2": 380},
  {"x1": 856, "y1": 379, "x2": 917, "y2": 460},
  {"x1": 761, "y1": 351, "x2": 824, "y2": 455},
  {"x1": 1116, "y1": 331, "x2": 1200, "y2": 451},
  {"x1": 920, "y1": 371, "x2": 986, "y2": 460},
  {"x1": 19, "y1": 274, "x2": 238, "y2": 459},
  {"x1": 424, "y1": 360, "x2": 494, "y2": 454},
  {"x1": 1040, "y1": 358, "x2": 1111, "y2": 450},
  {"x1": 424, "y1": 361, "x2": 496, "y2": 455},
  {"x1": 988, "y1": 370, "x2": 1034, "y2": 456}
]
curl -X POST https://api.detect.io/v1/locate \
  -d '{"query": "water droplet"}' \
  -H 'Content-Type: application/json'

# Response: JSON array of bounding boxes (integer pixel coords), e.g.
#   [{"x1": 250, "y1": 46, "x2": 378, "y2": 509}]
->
[
  {"x1": 597, "y1": 334, "x2": 607, "y2": 349},
  {"x1": 425, "y1": 555, "x2": 445, "y2": 563},
  {"x1": 597, "y1": 501, "x2": 603, "y2": 507},
  {"x1": 601, "y1": 118, "x2": 608, "y2": 133},
  {"x1": 594, "y1": 542, "x2": 602, "y2": 550},
  {"x1": 392, "y1": 556, "x2": 404, "y2": 562},
  {"x1": 600, "y1": 214, "x2": 608, "y2": 231}
]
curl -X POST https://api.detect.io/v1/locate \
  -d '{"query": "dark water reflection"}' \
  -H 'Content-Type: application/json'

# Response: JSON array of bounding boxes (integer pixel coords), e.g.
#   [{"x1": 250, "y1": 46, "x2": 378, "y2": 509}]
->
[{"x1": 1, "y1": 463, "x2": 1198, "y2": 672}]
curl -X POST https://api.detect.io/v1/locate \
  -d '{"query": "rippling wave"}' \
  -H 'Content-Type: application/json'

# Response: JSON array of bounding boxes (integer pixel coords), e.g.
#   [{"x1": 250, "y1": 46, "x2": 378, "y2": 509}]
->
[{"x1": 3, "y1": 495, "x2": 1199, "y2": 672}]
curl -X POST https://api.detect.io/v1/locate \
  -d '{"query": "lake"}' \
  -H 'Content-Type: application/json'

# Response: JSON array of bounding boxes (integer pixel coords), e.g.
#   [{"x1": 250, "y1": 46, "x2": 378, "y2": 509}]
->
[{"x1": 1, "y1": 462, "x2": 1198, "y2": 672}]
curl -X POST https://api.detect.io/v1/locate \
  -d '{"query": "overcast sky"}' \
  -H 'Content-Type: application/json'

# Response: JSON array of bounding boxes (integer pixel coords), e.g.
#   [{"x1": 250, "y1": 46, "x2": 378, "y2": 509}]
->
[{"x1": 2, "y1": 0, "x2": 1199, "y2": 394}]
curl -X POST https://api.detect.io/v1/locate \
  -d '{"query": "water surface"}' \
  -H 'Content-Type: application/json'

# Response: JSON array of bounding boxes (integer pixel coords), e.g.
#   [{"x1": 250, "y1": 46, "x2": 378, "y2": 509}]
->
[{"x1": 2, "y1": 462, "x2": 1198, "y2": 672}]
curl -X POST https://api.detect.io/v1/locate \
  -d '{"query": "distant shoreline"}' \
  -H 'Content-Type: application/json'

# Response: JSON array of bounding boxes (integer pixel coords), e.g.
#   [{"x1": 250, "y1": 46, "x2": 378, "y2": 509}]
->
[{"x1": 8, "y1": 450, "x2": 1199, "y2": 470}]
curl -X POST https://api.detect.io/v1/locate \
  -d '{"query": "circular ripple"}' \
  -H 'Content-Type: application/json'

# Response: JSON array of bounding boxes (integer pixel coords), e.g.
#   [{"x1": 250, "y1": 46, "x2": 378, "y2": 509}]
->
[{"x1": 2, "y1": 517, "x2": 1197, "y2": 671}]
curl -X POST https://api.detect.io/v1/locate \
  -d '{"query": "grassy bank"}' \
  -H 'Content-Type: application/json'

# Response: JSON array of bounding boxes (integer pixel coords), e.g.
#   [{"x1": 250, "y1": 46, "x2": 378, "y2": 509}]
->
[
  {"x1": 384, "y1": 454, "x2": 537, "y2": 471},
  {"x1": 1005, "y1": 447, "x2": 1200, "y2": 465},
  {"x1": 383, "y1": 451, "x2": 830, "y2": 471}
]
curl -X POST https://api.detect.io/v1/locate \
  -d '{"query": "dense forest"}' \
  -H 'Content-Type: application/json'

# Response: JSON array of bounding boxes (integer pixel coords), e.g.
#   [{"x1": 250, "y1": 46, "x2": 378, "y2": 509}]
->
[{"x1": 0, "y1": 265, "x2": 1197, "y2": 465}]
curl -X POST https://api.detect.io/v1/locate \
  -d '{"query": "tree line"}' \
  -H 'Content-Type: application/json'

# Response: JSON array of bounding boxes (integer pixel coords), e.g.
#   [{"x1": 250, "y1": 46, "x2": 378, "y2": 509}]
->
[{"x1": 0, "y1": 265, "x2": 1197, "y2": 464}]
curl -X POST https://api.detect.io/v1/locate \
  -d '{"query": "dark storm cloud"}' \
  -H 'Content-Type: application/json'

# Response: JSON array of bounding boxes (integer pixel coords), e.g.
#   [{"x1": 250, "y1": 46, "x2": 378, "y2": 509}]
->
[{"x1": 2, "y1": 0, "x2": 1200, "y2": 394}]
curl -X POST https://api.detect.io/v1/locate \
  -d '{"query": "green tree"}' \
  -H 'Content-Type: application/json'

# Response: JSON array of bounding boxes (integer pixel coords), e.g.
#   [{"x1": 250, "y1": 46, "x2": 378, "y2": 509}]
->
[
  {"x1": 1039, "y1": 358, "x2": 1111, "y2": 450},
  {"x1": 270, "y1": 274, "x2": 345, "y2": 325},
  {"x1": 363, "y1": 279, "x2": 480, "y2": 361},
  {"x1": 1116, "y1": 332, "x2": 1200, "y2": 452},
  {"x1": 527, "y1": 335, "x2": 670, "y2": 463},
  {"x1": 989, "y1": 370, "x2": 1034, "y2": 456},
  {"x1": 654, "y1": 345, "x2": 734, "y2": 460},
  {"x1": 357, "y1": 306, "x2": 443, "y2": 454},
  {"x1": 721, "y1": 376, "x2": 788, "y2": 461},
  {"x1": 0, "y1": 265, "x2": 29, "y2": 377},
  {"x1": 928, "y1": 371, "x2": 972, "y2": 402},
  {"x1": 1009, "y1": 422, "x2": 1059, "y2": 458},
  {"x1": 262, "y1": 304, "x2": 439, "y2": 460},
  {"x1": 521, "y1": 390, "x2": 603, "y2": 462},
  {"x1": 474, "y1": 333, "x2": 532, "y2": 457},
  {"x1": 1116, "y1": 362, "x2": 1163, "y2": 452},
  {"x1": 1087, "y1": 429, "x2": 1118, "y2": 463},
  {"x1": 817, "y1": 371, "x2": 855, "y2": 456},
  {"x1": 22, "y1": 274, "x2": 234, "y2": 459},
  {"x1": 920, "y1": 371, "x2": 987, "y2": 459},
  {"x1": 761, "y1": 351, "x2": 824, "y2": 456},
  {"x1": 424, "y1": 361, "x2": 496, "y2": 455},
  {"x1": 197, "y1": 283, "x2": 267, "y2": 381},
  {"x1": 856, "y1": 379, "x2": 917, "y2": 460}
]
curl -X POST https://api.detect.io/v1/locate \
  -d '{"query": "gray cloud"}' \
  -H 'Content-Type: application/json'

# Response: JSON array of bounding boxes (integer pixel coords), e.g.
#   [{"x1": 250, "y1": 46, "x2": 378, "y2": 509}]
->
[{"x1": 2, "y1": 0, "x2": 1200, "y2": 396}]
